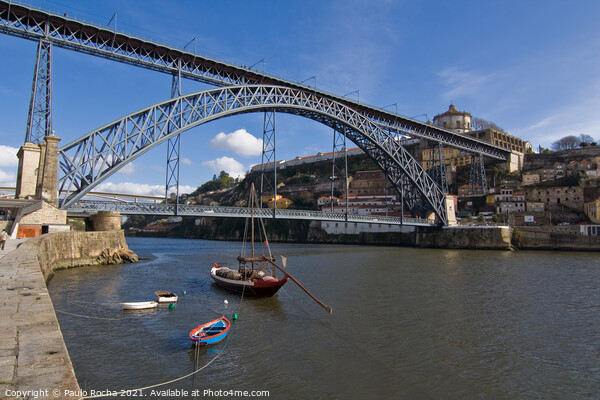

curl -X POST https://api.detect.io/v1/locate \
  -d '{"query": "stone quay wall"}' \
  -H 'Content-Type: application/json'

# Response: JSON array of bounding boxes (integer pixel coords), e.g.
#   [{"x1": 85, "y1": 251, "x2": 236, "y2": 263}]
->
[
  {"x1": 36, "y1": 230, "x2": 137, "y2": 281},
  {"x1": 1, "y1": 231, "x2": 138, "y2": 399},
  {"x1": 512, "y1": 226, "x2": 600, "y2": 251},
  {"x1": 415, "y1": 226, "x2": 514, "y2": 250}
]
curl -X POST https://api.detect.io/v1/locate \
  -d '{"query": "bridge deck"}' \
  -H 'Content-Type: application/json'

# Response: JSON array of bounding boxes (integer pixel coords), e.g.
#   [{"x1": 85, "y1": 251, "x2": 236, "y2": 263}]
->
[
  {"x1": 0, "y1": 0, "x2": 509, "y2": 159},
  {"x1": 67, "y1": 200, "x2": 434, "y2": 227}
]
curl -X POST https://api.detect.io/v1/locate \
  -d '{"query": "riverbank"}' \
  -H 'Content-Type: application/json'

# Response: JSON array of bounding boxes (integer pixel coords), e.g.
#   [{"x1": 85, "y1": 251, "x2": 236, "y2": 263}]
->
[
  {"x1": 129, "y1": 219, "x2": 600, "y2": 251},
  {"x1": 0, "y1": 231, "x2": 138, "y2": 399}
]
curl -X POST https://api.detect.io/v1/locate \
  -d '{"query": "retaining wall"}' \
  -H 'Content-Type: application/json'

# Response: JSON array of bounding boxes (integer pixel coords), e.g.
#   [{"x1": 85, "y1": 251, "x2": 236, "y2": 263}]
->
[
  {"x1": 1, "y1": 230, "x2": 137, "y2": 399},
  {"x1": 512, "y1": 226, "x2": 600, "y2": 251},
  {"x1": 415, "y1": 226, "x2": 513, "y2": 250},
  {"x1": 36, "y1": 230, "x2": 136, "y2": 281}
]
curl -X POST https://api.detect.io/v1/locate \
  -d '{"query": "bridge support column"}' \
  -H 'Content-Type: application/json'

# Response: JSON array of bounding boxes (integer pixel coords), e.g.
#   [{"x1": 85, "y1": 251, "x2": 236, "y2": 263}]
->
[
  {"x1": 444, "y1": 195, "x2": 457, "y2": 226},
  {"x1": 469, "y1": 152, "x2": 488, "y2": 195},
  {"x1": 431, "y1": 141, "x2": 448, "y2": 194},
  {"x1": 260, "y1": 111, "x2": 276, "y2": 211},
  {"x1": 35, "y1": 134, "x2": 61, "y2": 206},
  {"x1": 331, "y1": 127, "x2": 348, "y2": 215},
  {"x1": 88, "y1": 211, "x2": 122, "y2": 231},
  {"x1": 165, "y1": 70, "x2": 182, "y2": 212},
  {"x1": 15, "y1": 142, "x2": 41, "y2": 199},
  {"x1": 25, "y1": 39, "x2": 53, "y2": 145}
]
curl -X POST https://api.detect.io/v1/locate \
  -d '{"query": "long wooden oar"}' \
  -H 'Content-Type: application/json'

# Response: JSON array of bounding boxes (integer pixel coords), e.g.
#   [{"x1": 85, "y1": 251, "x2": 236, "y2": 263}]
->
[{"x1": 267, "y1": 259, "x2": 333, "y2": 314}]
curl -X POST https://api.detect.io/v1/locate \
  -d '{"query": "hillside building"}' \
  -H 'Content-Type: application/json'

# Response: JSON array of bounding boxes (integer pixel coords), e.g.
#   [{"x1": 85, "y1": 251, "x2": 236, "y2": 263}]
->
[
  {"x1": 424, "y1": 105, "x2": 525, "y2": 172},
  {"x1": 469, "y1": 128, "x2": 526, "y2": 154},
  {"x1": 421, "y1": 147, "x2": 471, "y2": 170},
  {"x1": 261, "y1": 194, "x2": 292, "y2": 209},
  {"x1": 317, "y1": 196, "x2": 339, "y2": 207},
  {"x1": 584, "y1": 199, "x2": 600, "y2": 224},
  {"x1": 432, "y1": 104, "x2": 472, "y2": 133},
  {"x1": 327, "y1": 170, "x2": 402, "y2": 216},
  {"x1": 522, "y1": 173, "x2": 540, "y2": 186},
  {"x1": 523, "y1": 186, "x2": 584, "y2": 212}
]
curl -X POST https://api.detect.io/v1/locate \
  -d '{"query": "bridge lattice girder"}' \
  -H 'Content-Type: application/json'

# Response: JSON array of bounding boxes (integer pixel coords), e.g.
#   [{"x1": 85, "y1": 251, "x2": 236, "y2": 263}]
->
[
  {"x1": 57, "y1": 85, "x2": 448, "y2": 223},
  {"x1": 0, "y1": 0, "x2": 509, "y2": 160},
  {"x1": 68, "y1": 200, "x2": 432, "y2": 227}
]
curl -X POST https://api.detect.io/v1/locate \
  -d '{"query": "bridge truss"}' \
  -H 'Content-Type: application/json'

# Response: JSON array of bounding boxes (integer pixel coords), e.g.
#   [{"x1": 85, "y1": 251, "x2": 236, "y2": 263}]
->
[
  {"x1": 0, "y1": 0, "x2": 509, "y2": 159},
  {"x1": 58, "y1": 85, "x2": 447, "y2": 222},
  {"x1": 68, "y1": 200, "x2": 431, "y2": 227},
  {"x1": 0, "y1": 1, "x2": 514, "y2": 226}
]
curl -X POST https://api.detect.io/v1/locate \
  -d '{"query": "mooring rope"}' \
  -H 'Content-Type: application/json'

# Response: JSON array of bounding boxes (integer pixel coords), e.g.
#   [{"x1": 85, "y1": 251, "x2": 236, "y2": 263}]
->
[
  {"x1": 82, "y1": 281, "x2": 246, "y2": 399},
  {"x1": 55, "y1": 309, "x2": 121, "y2": 321}
]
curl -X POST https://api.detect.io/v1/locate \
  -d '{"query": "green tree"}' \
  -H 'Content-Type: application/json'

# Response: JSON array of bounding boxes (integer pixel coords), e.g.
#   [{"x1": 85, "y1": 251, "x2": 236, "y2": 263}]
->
[
  {"x1": 293, "y1": 191, "x2": 316, "y2": 209},
  {"x1": 192, "y1": 171, "x2": 235, "y2": 195}
]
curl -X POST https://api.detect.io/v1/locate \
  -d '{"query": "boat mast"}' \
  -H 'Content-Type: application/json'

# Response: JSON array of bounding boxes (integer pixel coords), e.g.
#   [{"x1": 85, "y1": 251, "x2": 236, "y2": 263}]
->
[{"x1": 251, "y1": 184, "x2": 255, "y2": 269}]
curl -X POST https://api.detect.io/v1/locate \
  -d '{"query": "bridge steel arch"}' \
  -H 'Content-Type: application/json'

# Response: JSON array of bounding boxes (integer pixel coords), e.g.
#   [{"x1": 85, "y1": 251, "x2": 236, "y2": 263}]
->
[{"x1": 57, "y1": 85, "x2": 448, "y2": 224}]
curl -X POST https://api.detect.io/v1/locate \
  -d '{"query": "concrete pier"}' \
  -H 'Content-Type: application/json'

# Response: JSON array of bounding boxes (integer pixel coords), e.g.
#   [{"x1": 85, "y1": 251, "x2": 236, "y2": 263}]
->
[{"x1": 0, "y1": 238, "x2": 80, "y2": 400}]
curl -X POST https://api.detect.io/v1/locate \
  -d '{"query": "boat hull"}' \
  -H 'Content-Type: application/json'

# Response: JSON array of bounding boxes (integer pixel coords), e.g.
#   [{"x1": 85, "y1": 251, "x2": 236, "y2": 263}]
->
[
  {"x1": 121, "y1": 301, "x2": 158, "y2": 310},
  {"x1": 190, "y1": 316, "x2": 231, "y2": 346},
  {"x1": 155, "y1": 291, "x2": 178, "y2": 303},
  {"x1": 210, "y1": 267, "x2": 288, "y2": 297}
]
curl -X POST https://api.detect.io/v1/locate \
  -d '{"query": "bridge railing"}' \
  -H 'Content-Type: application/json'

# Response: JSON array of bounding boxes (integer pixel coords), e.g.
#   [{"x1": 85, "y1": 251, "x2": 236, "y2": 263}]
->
[{"x1": 67, "y1": 200, "x2": 433, "y2": 227}]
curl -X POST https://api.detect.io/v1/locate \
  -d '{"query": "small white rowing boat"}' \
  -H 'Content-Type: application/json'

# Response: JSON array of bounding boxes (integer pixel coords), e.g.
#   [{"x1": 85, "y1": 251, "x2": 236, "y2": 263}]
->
[
  {"x1": 121, "y1": 301, "x2": 158, "y2": 310},
  {"x1": 155, "y1": 291, "x2": 178, "y2": 303}
]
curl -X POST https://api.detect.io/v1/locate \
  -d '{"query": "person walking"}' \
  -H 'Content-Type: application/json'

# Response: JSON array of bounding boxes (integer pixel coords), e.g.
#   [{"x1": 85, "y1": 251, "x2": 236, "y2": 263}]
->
[{"x1": 0, "y1": 230, "x2": 7, "y2": 250}]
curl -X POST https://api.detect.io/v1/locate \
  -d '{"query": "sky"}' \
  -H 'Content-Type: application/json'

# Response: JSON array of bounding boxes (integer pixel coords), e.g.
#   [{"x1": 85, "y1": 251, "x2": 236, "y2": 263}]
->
[{"x1": 1, "y1": 0, "x2": 600, "y2": 196}]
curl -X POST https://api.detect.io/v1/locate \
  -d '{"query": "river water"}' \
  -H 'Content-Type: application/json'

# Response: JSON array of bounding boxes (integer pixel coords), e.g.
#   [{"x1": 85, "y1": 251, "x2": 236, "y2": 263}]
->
[{"x1": 48, "y1": 237, "x2": 600, "y2": 399}]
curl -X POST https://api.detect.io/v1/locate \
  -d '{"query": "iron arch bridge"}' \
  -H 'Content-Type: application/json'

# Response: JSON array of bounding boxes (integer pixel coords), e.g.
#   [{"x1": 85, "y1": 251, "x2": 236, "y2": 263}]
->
[{"x1": 58, "y1": 85, "x2": 448, "y2": 224}]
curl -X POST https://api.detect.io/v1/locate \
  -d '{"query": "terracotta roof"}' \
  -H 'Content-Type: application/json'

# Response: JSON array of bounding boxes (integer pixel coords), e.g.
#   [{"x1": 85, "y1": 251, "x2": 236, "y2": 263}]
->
[{"x1": 433, "y1": 104, "x2": 472, "y2": 120}]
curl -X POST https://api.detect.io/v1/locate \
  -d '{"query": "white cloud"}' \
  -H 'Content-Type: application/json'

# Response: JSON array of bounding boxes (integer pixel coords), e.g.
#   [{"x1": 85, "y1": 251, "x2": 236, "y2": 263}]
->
[
  {"x1": 202, "y1": 157, "x2": 246, "y2": 178},
  {"x1": 209, "y1": 129, "x2": 262, "y2": 157},
  {"x1": 181, "y1": 158, "x2": 193, "y2": 166},
  {"x1": 0, "y1": 145, "x2": 19, "y2": 167},
  {"x1": 117, "y1": 162, "x2": 136, "y2": 175},
  {"x1": 0, "y1": 168, "x2": 16, "y2": 187},
  {"x1": 94, "y1": 182, "x2": 196, "y2": 197}
]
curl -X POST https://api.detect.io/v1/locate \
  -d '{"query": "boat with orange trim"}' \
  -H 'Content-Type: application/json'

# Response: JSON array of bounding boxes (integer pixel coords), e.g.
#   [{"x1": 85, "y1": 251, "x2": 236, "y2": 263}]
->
[{"x1": 189, "y1": 315, "x2": 231, "y2": 346}]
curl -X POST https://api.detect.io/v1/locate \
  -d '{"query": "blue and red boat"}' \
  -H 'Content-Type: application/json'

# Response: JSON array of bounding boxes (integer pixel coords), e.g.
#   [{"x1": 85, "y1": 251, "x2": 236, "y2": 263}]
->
[{"x1": 189, "y1": 316, "x2": 231, "y2": 346}]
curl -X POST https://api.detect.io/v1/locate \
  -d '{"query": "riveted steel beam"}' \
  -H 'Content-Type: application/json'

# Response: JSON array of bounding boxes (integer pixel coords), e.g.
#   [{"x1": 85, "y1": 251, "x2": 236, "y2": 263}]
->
[
  {"x1": 67, "y1": 200, "x2": 433, "y2": 227},
  {"x1": 0, "y1": 1, "x2": 510, "y2": 160},
  {"x1": 57, "y1": 85, "x2": 449, "y2": 224},
  {"x1": 25, "y1": 39, "x2": 52, "y2": 144}
]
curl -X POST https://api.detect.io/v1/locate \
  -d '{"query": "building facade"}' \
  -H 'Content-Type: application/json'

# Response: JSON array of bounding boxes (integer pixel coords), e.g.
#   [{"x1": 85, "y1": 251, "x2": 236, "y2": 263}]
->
[
  {"x1": 523, "y1": 186, "x2": 584, "y2": 212},
  {"x1": 432, "y1": 104, "x2": 472, "y2": 133}
]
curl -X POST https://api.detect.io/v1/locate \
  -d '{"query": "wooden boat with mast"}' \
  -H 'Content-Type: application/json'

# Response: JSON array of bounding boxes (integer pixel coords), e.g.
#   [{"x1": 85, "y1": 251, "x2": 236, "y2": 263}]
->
[
  {"x1": 210, "y1": 184, "x2": 289, "y2": 297},
  {"x1": 210, "y1": 184, "x2": 333, "y2": 313}
]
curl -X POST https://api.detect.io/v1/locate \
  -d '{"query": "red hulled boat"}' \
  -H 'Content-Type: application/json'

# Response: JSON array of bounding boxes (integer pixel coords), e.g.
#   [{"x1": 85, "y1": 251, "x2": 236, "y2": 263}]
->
[{"x1": 210, "y1": 184, "x2": 288, "y2": 297}]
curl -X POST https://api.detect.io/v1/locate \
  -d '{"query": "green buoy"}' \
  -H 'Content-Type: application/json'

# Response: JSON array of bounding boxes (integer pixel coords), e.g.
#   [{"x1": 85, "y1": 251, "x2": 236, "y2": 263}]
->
[
  {"x1": 232, "y1": 313, "x2": 238, "y2": 320},
  {"x1": 168, "y1": 303, "x2": 175, "y2": 309}
]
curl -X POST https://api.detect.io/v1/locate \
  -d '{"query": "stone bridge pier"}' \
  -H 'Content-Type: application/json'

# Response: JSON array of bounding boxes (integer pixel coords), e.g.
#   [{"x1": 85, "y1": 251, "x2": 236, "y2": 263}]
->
[{"x1": 11, "y1": 135, "x2": 68, "y2": 237}]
